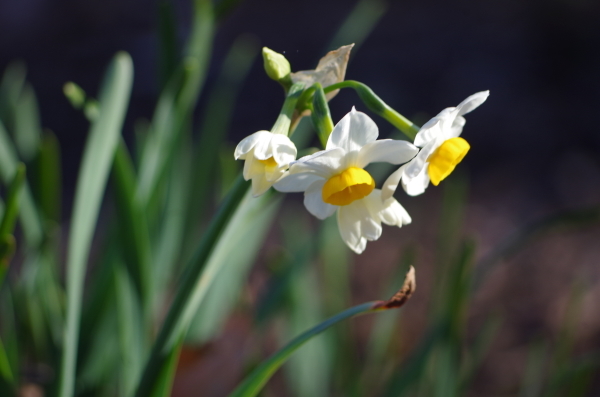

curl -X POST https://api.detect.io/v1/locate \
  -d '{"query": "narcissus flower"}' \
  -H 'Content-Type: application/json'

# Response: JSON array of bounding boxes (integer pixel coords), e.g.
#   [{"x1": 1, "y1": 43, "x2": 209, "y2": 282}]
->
[
  {"x1": 235, "y1": 131, "x2": 297, "y2": 197},
  {"x1": 382, "y1": 91, "x2": 489, "y2": 200},
  {"x1": 275, "y1": 108, "x2": 418, "y2": 254}
]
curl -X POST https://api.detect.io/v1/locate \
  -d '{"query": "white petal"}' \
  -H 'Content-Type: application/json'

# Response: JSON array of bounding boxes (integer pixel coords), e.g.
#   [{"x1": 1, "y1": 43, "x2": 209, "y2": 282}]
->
[
  {"x1": 455, "y1": 91, "x2": 489, "y2": 117},
  {"x1": 270, "y1": 134, "x2": 297, "y2": 164},
  {"x1": 234, "y1": 131, "x2": 271, "y2": 159},
  {"x1": 304, "y1": 180, "x2": 337, "y2": 220},
  {"x1": 273, "y1": 172, "x2": 324, "y2": 192},
  {"x1": 337, "y1": 206, "x2": 366, "y2": 254},
  {"x1": 326, "y1": 108, "x2": 378, "y2": 152},
  {"x1": 252, "y1": 132, "x2": 275, "y2": 160},
  {"x1": 243, "y1": 154, "x2": 264, "y2": 180},
  {"x1": 356, "y1": 139, "x2": 418, "y2": 168},
  {"x1": 404, "y1": 138, "x2": 440, "y2": 179},
  {"x1": 402, "y1": 165, "x2": 430, "y2": 196},
  {"x1": 251, "y1": 174, "x2": 272, "y2": 197},
  {"x1": 413, "y1": 116, "x2": 445, "y2": 147},
  {"x1": 290, "y1": 148, "x2": 345, "y2": 178},
  {"x1": 381, "y1": 164, "x2": 406, "y2": 202},
  {"x1": 337, "y1": 198, "x2": 383, "y2": 254},
  {"x1": 264, "y1": 165, "x2": 286, "y2": 183},
  {"x1": 448, "y1": 115, "x2": 466, "y2": 138},
  {"x1": 381, "y1": 199, "x2": 411, "y2": 226},
  {"x1": 352, "y1": 199, "x2": 382, "y2": 240},
  {"x1": 364, "y1": 189, "x2": 411, "y2": 227}
]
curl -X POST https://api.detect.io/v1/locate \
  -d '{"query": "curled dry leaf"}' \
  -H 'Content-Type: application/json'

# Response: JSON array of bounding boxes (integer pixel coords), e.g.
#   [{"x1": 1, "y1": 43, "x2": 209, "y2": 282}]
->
[
  {"x1": 372, "y1": 265, "x2": 416, "y2": 310},
  {"x1": 290, "y1": 44, "x2": 354, "y2": 128},
  {"x1": 291, "y1": 44, "x2": 354, "y2": 100}
]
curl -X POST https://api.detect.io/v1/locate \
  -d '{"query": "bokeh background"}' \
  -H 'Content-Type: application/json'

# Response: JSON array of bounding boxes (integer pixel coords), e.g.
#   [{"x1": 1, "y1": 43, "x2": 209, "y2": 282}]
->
[{"x1": 1, "y1": 0, "x2": 599, "y2": 395}]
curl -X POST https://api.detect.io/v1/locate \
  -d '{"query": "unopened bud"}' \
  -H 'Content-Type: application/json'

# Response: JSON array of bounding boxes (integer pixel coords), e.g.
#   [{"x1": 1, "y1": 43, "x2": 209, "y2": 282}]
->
[{"x1": 262, "y1": 47, "x2": 291, "y2": 84}]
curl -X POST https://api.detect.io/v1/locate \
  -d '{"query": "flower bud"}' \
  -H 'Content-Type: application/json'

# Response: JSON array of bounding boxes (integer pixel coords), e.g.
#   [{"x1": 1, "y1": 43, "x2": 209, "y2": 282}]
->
[{"x1": 262, "y1": 47, "x2": 291, "y2": 84}]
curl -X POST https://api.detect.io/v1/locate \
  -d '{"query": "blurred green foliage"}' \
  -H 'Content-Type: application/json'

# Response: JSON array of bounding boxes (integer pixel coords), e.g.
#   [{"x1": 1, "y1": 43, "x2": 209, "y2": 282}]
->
[{"x1": 0, "y1": 0, "x2": 597, "y2": 396}]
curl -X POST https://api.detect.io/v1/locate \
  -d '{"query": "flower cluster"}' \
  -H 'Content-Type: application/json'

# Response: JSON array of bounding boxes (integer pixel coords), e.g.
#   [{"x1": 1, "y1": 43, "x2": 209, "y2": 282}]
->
[{"x1": 234, "y1": 46, "x2": 489, "y2": 254}]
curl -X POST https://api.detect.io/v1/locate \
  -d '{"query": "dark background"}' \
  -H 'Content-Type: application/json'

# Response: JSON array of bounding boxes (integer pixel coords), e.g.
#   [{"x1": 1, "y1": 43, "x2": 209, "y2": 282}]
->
[
  {"x1": 1, "y1": 0, "x2": 600, "y2": 395},
  {"x1": 1, "y1": 0, "x2": 599, "y2": 205}
]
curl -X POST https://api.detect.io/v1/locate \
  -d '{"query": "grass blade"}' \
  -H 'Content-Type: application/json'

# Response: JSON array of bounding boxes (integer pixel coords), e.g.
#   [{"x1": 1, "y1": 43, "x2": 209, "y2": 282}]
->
[
  {"x1": 133, "y1": 175, "x2": 249, "y2": 397},
  {"x1": 186, "y1": 190, "x2": 282, "y2": 343},
  {"x1": 36, "y1": 132, "x2": 62, "y2": 223},
  {"x1": 112, "y1": 140, "x2": 153, "y2": 320},
  {"x1": 0, "y1": 120, "x2": 43, "y2": 247},
  {"x1": 283, "y1": 261, "x2": 331, "y2": 397},
  {"x1": 157, "y1": 0, "x2": 180, "y2": 91},
  {"x1": 0, "y1": 164, "x2": 25, "y2": 239},
  {"x1": 0, "y1": 61, "x2": 26, "y2": 129},
  {"x1": 58, "y1": 51, "x2": 133, "y2": 397},
  {"x1": 136, "y1": 0, "x2": 214, "y2": 208},
  {"x1": 187, "y1": 34, "x2": 258, "y2": 230},
  {"x1": 114, "y1": 262, "x2": 145, "y2": 397},
  {"x1": 231, "y1": 302, "x2": 375, "y2": 397},
  {"x1": 229, "y1": 267, "x2": 416, "y2": 397},
  {"x1": 0, "y1": 337, "x2": 14, "y2": 389},
  {"x1": 0, "y1": 164, "x2": 25, "y2": 277},
  {"x1": 13, "y1": 83, "x2": 42, "y2": 162},
  {"x1": 152, "y1": 140, "x2": 192, "y2": 302}
]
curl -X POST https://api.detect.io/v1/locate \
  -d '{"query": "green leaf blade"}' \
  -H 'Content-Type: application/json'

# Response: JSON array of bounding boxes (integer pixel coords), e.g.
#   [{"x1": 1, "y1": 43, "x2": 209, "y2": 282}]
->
[
  {"x1": 58, "y1": 51, "x2": 133, "y2": 397},
  {"x1": 228, "y1": 302, "x2": 376, "y2": 397}
]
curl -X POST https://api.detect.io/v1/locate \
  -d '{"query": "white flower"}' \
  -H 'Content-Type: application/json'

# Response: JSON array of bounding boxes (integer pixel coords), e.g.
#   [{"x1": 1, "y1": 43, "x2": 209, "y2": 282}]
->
[
  {"x1": 274, "y1": 108, "x2": 418, "y2": 254},
  {"x1": 234, "y1": 130, "x2": 297, "y2": 197},
  {"x1": 382, "y1": 91, "x2": 489, "y2": 200}
]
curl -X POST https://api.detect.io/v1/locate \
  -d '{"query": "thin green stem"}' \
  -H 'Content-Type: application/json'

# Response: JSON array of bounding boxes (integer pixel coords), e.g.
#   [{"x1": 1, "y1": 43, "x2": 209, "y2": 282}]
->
[
  {"x1": 271, "y1": 83, "x2": 305, "y2": 136},
  {"x1": 324, "y1": 80, "x2": 420, "y2": 141},
  {"x1": 310, "y1": 83, "x2": 334, "y2": 147}
]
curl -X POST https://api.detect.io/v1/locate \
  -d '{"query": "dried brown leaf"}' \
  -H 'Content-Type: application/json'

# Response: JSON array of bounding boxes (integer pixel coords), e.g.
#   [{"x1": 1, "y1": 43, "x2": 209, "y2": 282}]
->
[
  {"x1": 290, "y1": 44, "x2": 354, "y2": 129},
  {"x1": 372, "y1": 266, "x2": 416, "y2": 310},
  {"x1": 291, "y1": 44, "x2": 354, "y2": 100}
]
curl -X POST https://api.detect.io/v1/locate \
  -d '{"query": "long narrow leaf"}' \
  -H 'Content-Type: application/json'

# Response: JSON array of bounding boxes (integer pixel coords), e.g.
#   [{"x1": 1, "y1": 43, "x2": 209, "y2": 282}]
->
[
  {"x1": 229, "y1": 267, "x2": 416, "y2": 397},
  {"x1": 157, "y1": 0, "x2": 179, "y2": 91},
  {"x1": 0, "y1": 337, "x2": 14, "y2": 389},
  {"x1": 0, "y1": 120, "x2": 43, "y2": 247},
  {"x1": 114, "y1": 262, "x2": 145, "y2": 397},
  {"x1": 112, "y1": 140, "x2": 153, "y2": 320},
  {"x1": 36, "y1": 132, "x2": 62, "y2": 223},
  {"x1": 187, "y1": 190, "x2": 282, "y2": 343},
  {"x1": 58, "y1": 51, "x2": 133, "y2": 397},
  {"x1": 14, "y1": 83, "x2": 42, "y2": 161},
  {"x1": 0, "y1": 164, "x2": 25, "y2": 239},
  {"x1": 136, "y1": 0, "x2": 214, "y2": 208},
  {"x1": 0, "y1": 61, "x2": 26, "y2": 129},
  {"x1": 133, "y1": 175, "x2": 249, "y2": 397},
  {"x1": 187, "y1": 34, "x2": 258, "y2": 230}
]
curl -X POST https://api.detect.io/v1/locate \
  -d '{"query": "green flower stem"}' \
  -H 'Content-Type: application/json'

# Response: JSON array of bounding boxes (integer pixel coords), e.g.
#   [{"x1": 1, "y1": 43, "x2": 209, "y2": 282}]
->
[
  {"x1": 324, "y1": 80, "x2": 420, "y2": 141},
  {"x1": 271, "y1": 83, "x2": 305, "y2": 136},
  {"x1": 310, "y1": 83, "x2": 334, "y2": 147},
  {"x1": 228, "y1": 302, "x2": 377, "y2": 397},
  {"x1": 134, "y1": 174, "x2": 249, "y2": 397}
]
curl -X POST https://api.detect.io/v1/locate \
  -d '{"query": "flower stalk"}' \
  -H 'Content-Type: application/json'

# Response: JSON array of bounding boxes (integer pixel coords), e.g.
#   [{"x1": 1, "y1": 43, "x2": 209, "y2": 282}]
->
[
  {"x1": 310, "y1": 83, "x2": 335, "y2": 147},
  {"x1": 271, "y1": 82, "x2": 305, "y2": 136},
  {"x1": 324, "y1": 80, "x2": 420, "y2": 141}
]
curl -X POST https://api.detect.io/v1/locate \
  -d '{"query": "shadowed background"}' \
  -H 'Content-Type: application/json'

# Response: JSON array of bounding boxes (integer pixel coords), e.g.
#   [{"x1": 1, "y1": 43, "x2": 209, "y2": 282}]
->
[{"x1": 1, "y1": 0, "x2": 599, "y2": 395}]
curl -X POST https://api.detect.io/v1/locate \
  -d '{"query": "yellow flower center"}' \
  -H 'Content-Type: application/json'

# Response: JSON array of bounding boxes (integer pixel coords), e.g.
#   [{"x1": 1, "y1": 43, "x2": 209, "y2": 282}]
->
[
  {"x1": 322, "y1": 167, "x2": 375, "y2": 206},
  {"x1": 427, "y1": 137, "x2": 470, "y2": 186},
  {"x1": 258, "y1": 157, "x2": 278, "y2": 168}
]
